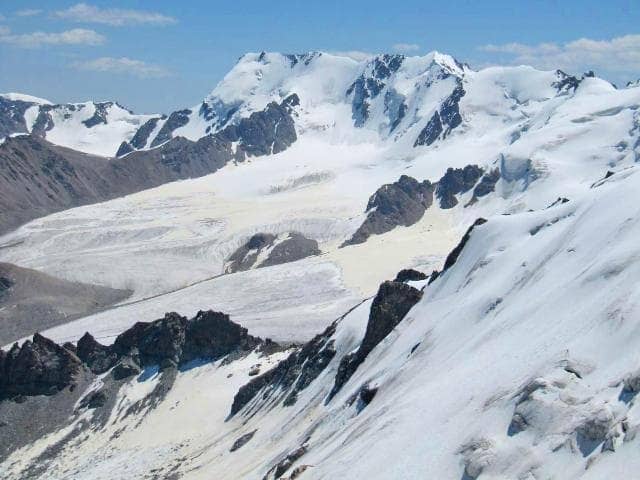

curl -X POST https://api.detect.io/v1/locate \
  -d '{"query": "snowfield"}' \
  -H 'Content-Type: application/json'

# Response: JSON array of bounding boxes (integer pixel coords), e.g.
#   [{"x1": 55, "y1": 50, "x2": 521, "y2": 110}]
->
[
  {"x1": 1, "y1": 50, "x2": 640, "y2": 479},
  {"x1": 3, "y1": 164, "x2": 640, "y2": 480}
]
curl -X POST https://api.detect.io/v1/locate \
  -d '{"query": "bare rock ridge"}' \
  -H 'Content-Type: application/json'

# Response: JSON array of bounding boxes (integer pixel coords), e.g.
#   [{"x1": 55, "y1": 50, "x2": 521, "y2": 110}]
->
[
  {"x1": 118, "y1": 94, "x2": 299, "y2": 158},
  {"x1": 327, "y1": 280, "x2": 423, "y2": 399},
  {"x1": 0, "y1": 309, "x2": 272, "y2": 403},
  {"x1": 0, "y1": 262, "x2": 131, "y2": 346},
  {"x1": 428, "y1": 217, "x2": 487, "y2": 284}
]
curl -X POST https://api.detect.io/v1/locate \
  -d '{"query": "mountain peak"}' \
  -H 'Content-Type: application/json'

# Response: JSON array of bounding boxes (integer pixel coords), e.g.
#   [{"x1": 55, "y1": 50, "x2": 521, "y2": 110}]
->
[{"x1": 1, "y1": 92, "x2": 53, "y2": 105}]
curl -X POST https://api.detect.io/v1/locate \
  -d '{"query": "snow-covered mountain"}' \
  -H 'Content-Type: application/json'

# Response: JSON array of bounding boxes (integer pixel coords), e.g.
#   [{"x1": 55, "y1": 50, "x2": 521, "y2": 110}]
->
[
  {"x1": 1, "y1": 50, "x2": 640, "y2": 479},
  {"x1": 0, "y1": 93, "x2": 160, "y2": 156}
]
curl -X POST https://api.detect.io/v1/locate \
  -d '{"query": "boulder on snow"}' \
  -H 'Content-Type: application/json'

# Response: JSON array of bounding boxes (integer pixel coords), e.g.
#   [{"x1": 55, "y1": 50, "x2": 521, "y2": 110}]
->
[{"x1": 230, "y1": 429, "x2": 257, "y2": 452}]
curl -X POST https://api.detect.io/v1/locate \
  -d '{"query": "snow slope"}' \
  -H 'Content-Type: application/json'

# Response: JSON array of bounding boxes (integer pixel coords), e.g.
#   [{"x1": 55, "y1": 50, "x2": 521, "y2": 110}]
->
[
  {"x1": 1, "y1": 59, "x2": 637, "y2": 345},
  {"x1": 3, "y1": 163, "x2": 640, "y2": 480}
]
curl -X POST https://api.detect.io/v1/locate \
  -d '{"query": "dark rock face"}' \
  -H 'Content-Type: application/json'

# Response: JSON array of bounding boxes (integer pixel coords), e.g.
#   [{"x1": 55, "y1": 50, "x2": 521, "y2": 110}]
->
[
  {"x1": 230, "y1": 429, "x2": 257, "y2": 452},
  {"x1": 415, "y1": 80, "x2": 466, "y2": 147},
  {"x1": 328, "y1": 281, "x2": 423, "y2": 400},
  {"x1": 115, "y1": 141, "x2": 134, "y2": 158},
  {"x1": 226, "y1": 233, "x2": 277, "y2": 273},
  {"x1": 470, "y1": 168, "x2": 500, "y2": 201},
  {"x1": 553, "y1": 70, "x2": 581, "y2": 93},
  {"x1": 0, "y1": 333, "x2": 82, "y2": 399},
  {"x1": 351, "y1": 384, "x2": 378, "y2": 413},
  {"x1": 344, "y1": 175, "x2": 435, "y2": 246},
  {"x1": 219, "y1": 95, "x2": 298, "y2": 156},
  {"x1": 129, "y1": 117, "x2": 161, "y2": 149},
  {"x1": 0, "y1": 308, "x2": 267, "y2": 403},
  {"x1": 436, "y1": 165, "x2": 484, "y2": 208},
  {"x1": 230, "y1": 322, "x2": 337, "y2": 416},
  {"x1": 183, "y1": 310, "x2": 261, "y2": 363},
  {"x1": 0, "y1": 276, "x2": 13, "y2": 296},
  {"x1": 0, "y1": 97, "x2": 33, "y2": 138},
  {"x1": 78, "y1": 389, "x2": 108, "y2": 409},
  {"x1": 82, "y1": 102, "x2": 112, "y2": 128},
  {"x1": 385, "y1": 89, "x2": 408, "y2": 133},
  {"x1": 111, "y1": 356, "x2": 141, "y2": 380},
  {"x1": 150, "y1": 109, "x2": 192, "y2": 147},
  {"x1": 259, "y1": 233, "x2": 321, "y2": 268},
  {"x1": 110, "y1": 310, "x2": 262, "y2": 371},
  {"x1": 225, "y1": 232, "x2": 320, "y2": 273},
  {"x1": 76, "y1": 332, "x2": 118, "y2": 375},
  {"x1": 414, "y1": 111, "x2": 443, "y2": 146},
  {"x1": 394, "y1": 268, "x2": 427, "y2": 283},
  {"x1": 30, "y1": 108, "x2": 55, "y2": 137},
  {"x1": 347, "y1": 54, "x2": 405, "y2": 127}
]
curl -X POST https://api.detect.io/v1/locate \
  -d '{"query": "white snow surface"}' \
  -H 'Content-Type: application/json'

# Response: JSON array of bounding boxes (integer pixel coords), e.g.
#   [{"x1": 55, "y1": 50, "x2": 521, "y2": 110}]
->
[
  {"x1": 1, "y1": 51, "x2": 640, "y2": 478},
  {"x1": 3, "y1": 165, "x2": 640, "y2": 479},
  {"x1": 1, "y1": 92, "x2": 53, "y2": 105}
]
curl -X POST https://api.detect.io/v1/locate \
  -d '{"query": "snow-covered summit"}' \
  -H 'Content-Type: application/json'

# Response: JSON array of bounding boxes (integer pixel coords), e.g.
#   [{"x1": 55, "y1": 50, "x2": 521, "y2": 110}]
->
[
  {"x1": 0, "y1": 94, "x2": 160, "y2": 156},
  {"x1": 0, "y1": 92, "x2": 53, "y2": 105}
]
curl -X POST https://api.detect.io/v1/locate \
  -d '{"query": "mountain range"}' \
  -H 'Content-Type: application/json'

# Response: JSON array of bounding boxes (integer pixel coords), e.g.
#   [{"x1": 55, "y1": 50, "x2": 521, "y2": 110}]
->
[{"x1": 1, "y1": 50, "x2": 640, "y2": 479}]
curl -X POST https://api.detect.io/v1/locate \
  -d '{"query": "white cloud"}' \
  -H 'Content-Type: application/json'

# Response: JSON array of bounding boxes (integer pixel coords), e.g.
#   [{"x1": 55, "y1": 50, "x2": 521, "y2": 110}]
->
[
  {"x1": 73, "y1": 57, "x2": 170, "y2": 78},
  {"x1": 15, "y1": 8, "x2": 43, "y2": 17},
  {"x1": 55, "y1": 3, "x2": 176, "y2": 26},
  {"x1": 0, "y1": 27, "x2": 105, "y2": 47},
  {"x1": 479, "y1": 34, "x2": 640, "y2": 74},
  {"x1": 393, "y1": 43, "x2": 420, "y2": 53}
]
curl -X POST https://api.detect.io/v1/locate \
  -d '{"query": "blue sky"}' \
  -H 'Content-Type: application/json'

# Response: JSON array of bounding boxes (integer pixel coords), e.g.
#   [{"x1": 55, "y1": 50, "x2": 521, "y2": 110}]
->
[{"x1": 1, "y1": 1, "x2": 639, "y2": 113}]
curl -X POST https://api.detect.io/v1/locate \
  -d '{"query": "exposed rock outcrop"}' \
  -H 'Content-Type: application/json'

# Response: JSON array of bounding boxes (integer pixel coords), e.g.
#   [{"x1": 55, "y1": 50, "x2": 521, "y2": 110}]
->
[
  {"x1": 150, "y1": 109, "x2": 192, "y2": 147},
  {"x1": 1, "y1": 309, "x2": 268, "y2": 403},
  {"x1": 0, "y1": 96, "x2": 33, "y2": 138},
  {"x1": 0, "y1": 333, "x2": 82, "y2": 400},
  {"x1": 394, "y1": 268, "x2": 428, "y2": 283},
  {"x1": 343, "y1": 175, "x2": 434, "y2": 246},
  {"x1": 347, "y1": 54, "x2": 405, "y2": 127},
  {"x1": 110, "y1": 310, "x2": 262, "y2": 370},
  {"x1": 328, "y1": 281, "x2": 422, "y2": 400},
  {"x1": 219, "y1": 94, "x2": 298, "y2": 156},
  {"x1": 466, "y1": 168, "x2": 500, "y2": 205},
  {"x1": 225, "y1": 232, "x2": 320, "y2": 273},
  {"x1": 258, "y1": 233, "x2": 321, "y2": 268},
  {"x1": 436, "y1": 165, "x2": 484, "y2": 208},
  {"x1": 230, "y1": 322, "x2": 336, "y2": 416},
  {"x1": 76, "y1": 332, "x2": 118, "y2": 375},
  {"x1": 414, "y1": 80, "x2": 465, "y2": 147}
]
